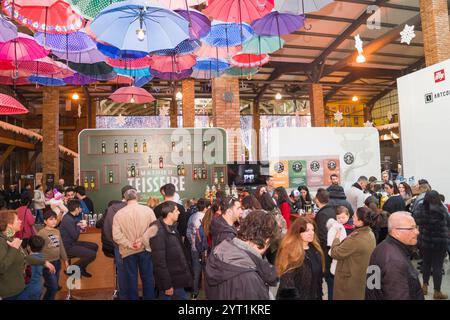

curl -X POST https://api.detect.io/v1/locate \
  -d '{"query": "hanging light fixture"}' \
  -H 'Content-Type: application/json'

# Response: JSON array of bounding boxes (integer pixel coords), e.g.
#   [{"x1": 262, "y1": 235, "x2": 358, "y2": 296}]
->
[
  {"x1": 352, "y1": 96, "x2": 359, "y2": 102},
  {"x1": 136, "y1": 9, "x2": 146, "y2": 41},
  {"x1": 275, "y1": 92, "x2": 282, "y2": 100},
  {"x1": 356, "y1": 53, "x2": 366, "y2": 63},
  {"x1": 130, "y1": 96, "x2": 136, "y2": 103},
  {"x1": 176, "y1": 91, "x2": 183, "y2": 100},
  {"x1": 72, "y1": 92, "x2": 79, "y2": 100}
]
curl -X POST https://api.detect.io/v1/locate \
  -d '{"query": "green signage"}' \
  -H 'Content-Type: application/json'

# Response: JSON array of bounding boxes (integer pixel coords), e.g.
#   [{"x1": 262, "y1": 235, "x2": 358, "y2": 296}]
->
[{"x1": 288, "y1": 160, "x2": 307, "y2": 187}]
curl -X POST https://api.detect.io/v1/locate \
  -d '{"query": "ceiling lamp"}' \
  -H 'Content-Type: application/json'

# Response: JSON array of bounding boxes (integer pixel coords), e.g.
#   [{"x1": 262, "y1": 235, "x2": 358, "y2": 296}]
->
[
  {"x1": 72, "y1": 92, "x2": 79, "y2": 100},
  {"x1": 356, "y1": 53, "x2": 366, "y2": 63},
  {"x1": 275, "y1": 92, "x2": 282, "y2": 100},
  {"x1": 176, "y1": 91, "x2": 183, "y2": 100},
  {"x1": 352, "y1": 96, "x2": 359, "y2": 102}
]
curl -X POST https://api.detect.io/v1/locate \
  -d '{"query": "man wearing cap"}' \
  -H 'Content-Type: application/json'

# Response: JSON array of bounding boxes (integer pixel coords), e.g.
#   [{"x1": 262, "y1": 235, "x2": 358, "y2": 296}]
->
[{"x1": 289, "y1": 189, "x2": 301, "y2": 212}]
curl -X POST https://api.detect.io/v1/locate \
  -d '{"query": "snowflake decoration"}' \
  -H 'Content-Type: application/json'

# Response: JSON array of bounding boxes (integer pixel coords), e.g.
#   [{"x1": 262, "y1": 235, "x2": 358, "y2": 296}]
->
[
  {"x1": 334, "y1": 111, "x2": 343, "y2": 122},
  {"x1": 354, "y1": 34, "x2": 363, "y2": 53},
  {"x1": 159, "y1": 106, "x2": 170, "y2": 116},
  {"x1": 400, "y1": 24, "x2": 416, "y2": 45},
  {"x1": 77, "y1": 104, "x2": 82, "y2": 118},
  {"x1": 364, "y1": 121, "x2": 374, "y2": 127},
  {"x1": 117, "y1": 114, "x2": 125, "y2": 126},
  {"x1": 387, "y1": 111, "x2": 393, "y2": 122}
]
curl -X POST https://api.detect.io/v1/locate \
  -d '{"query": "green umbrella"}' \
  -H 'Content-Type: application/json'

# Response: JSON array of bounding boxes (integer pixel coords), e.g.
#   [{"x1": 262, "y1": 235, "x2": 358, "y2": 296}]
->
[
  {"x1": 242, "y1": 35, "x2": 285, "y2": 54},
  {"x1": 225, "y1": 67, "x2": 259, "y2": 78},
  {"x1": 70, "y1": 0, "x2": 125, "y2": 20},
  {"x1": 68, "y1": 61, "x2": 113, "y2": 76}
]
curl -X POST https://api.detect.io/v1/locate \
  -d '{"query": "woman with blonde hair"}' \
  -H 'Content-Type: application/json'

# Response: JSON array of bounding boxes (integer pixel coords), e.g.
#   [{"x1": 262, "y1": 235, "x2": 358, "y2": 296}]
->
[
  {"x1": 146, "y1": 196, "x2": 160, "y2": 209},
  {"x1": 276, "y1": 217, "x2": 325, "y2": 300}
]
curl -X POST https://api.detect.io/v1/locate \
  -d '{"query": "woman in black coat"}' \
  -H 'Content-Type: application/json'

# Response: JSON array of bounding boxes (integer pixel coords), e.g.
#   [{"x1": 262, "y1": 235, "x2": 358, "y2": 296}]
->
[
  {"x1": 414, "y1": 190, "x2": 450, "y2": 299},
  {"x1": 382, "y1": 181, "x2": 406, "y2": 214},
  {"x1": 275, "y1": 217, "x2": 324, "y2": 300}
]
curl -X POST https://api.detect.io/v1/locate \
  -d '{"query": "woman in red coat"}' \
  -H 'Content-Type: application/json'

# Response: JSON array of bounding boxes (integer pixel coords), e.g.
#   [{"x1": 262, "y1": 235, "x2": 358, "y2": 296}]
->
[{"x1": 274, "y1": 187, "x2": 293, "y2": 229}]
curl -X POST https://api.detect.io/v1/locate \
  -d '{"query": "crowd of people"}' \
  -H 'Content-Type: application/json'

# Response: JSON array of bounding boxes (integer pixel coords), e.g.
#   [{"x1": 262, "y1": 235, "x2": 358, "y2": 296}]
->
[{"x1": 0, "y1": 172, "x2": 449, "y2": 300}]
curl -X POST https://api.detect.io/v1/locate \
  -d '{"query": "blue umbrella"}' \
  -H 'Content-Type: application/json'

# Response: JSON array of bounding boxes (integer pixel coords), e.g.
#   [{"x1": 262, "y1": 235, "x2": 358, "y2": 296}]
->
[
  {"x1": 97, "y1": 42, "x2": 148, "y2": 60},
  {"x1": 113, "y1": 67, "x2": 151, "y2": 77},
  {"x1": 28, "y1": 76, "x2": 65, "y2": 86},
  {"x1": 201, "y1": 22, "x2": 253, "y2": 47},
  {"x1": 194, "y1": 58, "x2": 230, "y2": 72},
  {"x1": 135, "y1": 75, "x2": 153, "y2": 87},
  {"x1": 151, "y1": 39, "x2": 201, "y2": 56},
  {"x1": 90, "y1": 0, "x2": 190, "y2": 53},
  {"x1": 34, "y1": 30, "x2": 96, "y2": 52},
  {"x1": 0, "y1": 16, "x2": 18, "y2": 42}
]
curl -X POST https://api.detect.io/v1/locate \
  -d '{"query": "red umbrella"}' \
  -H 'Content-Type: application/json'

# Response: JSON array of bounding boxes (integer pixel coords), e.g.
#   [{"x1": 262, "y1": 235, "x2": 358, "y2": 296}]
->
[
  {"x1": 0, "y1": 76, "x2": 30, "y2": 85},
  {"x1": 111, "y1": 74, "x2": 134, "y2": 85},
  {"x1": 0, "y1": 60, "x2": 15, "y2": 70},
  {"x1": 230, "y1": 52, "x2": 269, "y2": 68},
  {"x1": 16, "y1": 57, "x2": 61, "y2": 76},
  {"x1": 0, "y1": 33, "x2": 49, "y2": 62},
  {"x1": 0, "y1": 93, "x2": 28, "y2": 114},
  {"x1": 106, "y1": 56, "x2": 151, "y2": 69},
  {"x1": 195, "y1": 43, "x2": 241, "y2": 59},
  {"x1": 204, "y1": 0, "x2": 273, "y2": 23},
  {"x1": 109, "y1": 86, "x2": 155, "y2": 104},
  {"x1": 150, "y1": 54, "x2": 196, "y2": 73}
]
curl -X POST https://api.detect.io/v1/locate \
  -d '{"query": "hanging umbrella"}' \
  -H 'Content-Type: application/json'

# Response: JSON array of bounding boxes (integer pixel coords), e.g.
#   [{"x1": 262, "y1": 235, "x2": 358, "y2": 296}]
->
[
  {"x1": 0, "y1": 16, "x2": 18, "y2": 42},
  {"x1": 0, "y1": 33, "x2": 49, "y2": 62},
  {"x1": 106, "y1": 56, "x2": 150, "y2": 69},
  {"x1": 68, "y1": 61, "x2": 113, "y2": 75},
  {"x1": 28, "y1": 75, "x2": 66, "y2": 86},
  {"x1": 174, "y1": 9, "x2": 211, "y2": 40},
  {"x1": 152, "y1": 68, "x2": 192, "y2": 80},
  {"x1": 225, "y1": 67, "x2": 259, "y2": 77},
  {"x1": 135, "y1": 75, "x2": 153, "y2": 87},
  {"x1": 203, "y1": 0, "x2": 273, "y2": 24},
  {"x1": 2, "y1": 0, "x2": 83, "y2": 34},
  {"x1": 52, "y1": 47, "x2": 107, "y2": 63},
  {"x1": 151, "y1": 38, "x2": 200, "y2": 56},
  {"x1": 0, "y1": 76, "x2": 30, "y2": 85},
  {"x1": 52, "y1": 60, "x2": 75, "y2": 77},
  {"x1": 201, "y1": 22, "x2": 253, "y2": 47},
  {"x1": 0, "y1": 68, "x2": 34, "y2": 77},
  {"x1": 242, "y1": 35, "x2": 284, "y2": 54},
  {"x1": 34, "y1": 30, "x2": 96, "y2": 52},
  {"x1": 251, "y1": 11, "x2": 305, "y2": 36},
  {"x1": 96, "y1": 42, "x2": 148, "y2": 60},
  {"x1": 63, "y1": 73, "x2": 97, "y2": 85},
  {"x1": 17, "y1": 57, "x2": 62, "y2": 76},
  {"x1": 274, "y1": 0, "x2": 333, "y2": 15},
  {"x1": 195, "y1": 43, "x2": 241, "y2": 59},
  {"x1": 194, "y1": 57, "x2": 230, "y2": 71},
  {"x1": 113, "y1": 67, "x2": 151, "y2": 77},
  {"x1": 109, "y1": 86, "x2": 155, "y2": 103},
  {"x1": 89, "y1": 1, "x2": 190, "y2": 53},
  {"x1": 152, "y1": 0, "x2": 206, "y2": 10},
  {"x1": 191, "y1": 68, "x2": 223, "y2": 79},
  {"x1": 230, "y1": 52, "x2": 269, "y2": 67},
  {"x1": 112, "y1": 74, "x2": 134, "y2": 85},
  {"x1": 89, "y1": 71, "x2": 117, "y2": 81},
  {"x1": 0, "y1": 93, "x2": 28, "y2": 114},
  {"x1": 0, "y1": 60, "x2": 14, "y2": 70},
  {"x1": 150, "y1": 54, "x2": 196, "y2": 73},
  {"x1": 69, "y1": 0, "x2": 125, "y2": 20}
]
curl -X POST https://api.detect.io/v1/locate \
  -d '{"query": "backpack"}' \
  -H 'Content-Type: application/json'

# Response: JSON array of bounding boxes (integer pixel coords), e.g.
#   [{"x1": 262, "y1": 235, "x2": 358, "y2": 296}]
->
[{"x1": 194, "y1": 224, "x2": 209, "y2": 265}]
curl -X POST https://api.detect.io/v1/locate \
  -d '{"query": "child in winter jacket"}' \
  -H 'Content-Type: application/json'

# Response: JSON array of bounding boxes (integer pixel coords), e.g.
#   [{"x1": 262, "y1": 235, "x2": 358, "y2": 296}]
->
[{"x1": 326, "y1": 207, "x2": 350, "y2": 275}]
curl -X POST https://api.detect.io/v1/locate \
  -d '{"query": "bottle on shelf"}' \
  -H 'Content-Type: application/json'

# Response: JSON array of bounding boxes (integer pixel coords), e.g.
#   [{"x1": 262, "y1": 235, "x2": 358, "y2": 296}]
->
[
  {"x1": 211, "y1": 185, "x2": 217, "y2": 199},
  {"x1": 84, "y1": 176, "x2": 89, "y2": 190},
  {"x1": 143, "y1": 139, "x2": 147, "y2": 153},
  {"x1": 90, "y1": 176, "x2": 95, "y2": 190},
  {"x1": 101, "y1": 140, "x2": 106, "y2": 154},
  {"x1": 159, "y1": 156, "x2": 164, "y2": 169},
  {"x1": 193, "y1": 168, "x2": 198, "y2": 180},
  {"x1": 220, "y1": 172, "x2": 224, "y2": 184},
  {"x1": 177, "y1": 164, "x2": 181, "y2": 176},
  {"x1": 202, "y1": 141, "x2": 207, "y2": 151},
  {"x1": 134, "y1": 139, "x2": 138, "y2": 153},
  {"x1": 171, "y1": 141, "x2": 175, "y2": 151},
  {"x1": 123, "y1": 140, "x2": 128, "y2": 153},
  {"x1": 181, "y1": 162, "x2": 185, "y2": 176},
  {"x1": 205, "y1": 185, "x2": 210, "y2": 199},
  {"x1": 108, "y1": 170, "x2": 114, "y2": 184},
  {"x1": 202, "y1": 166, "x2": 207, "y2": 180},
  {"x1": 148, "y1": 155, "x2": 152, "y2": 168},
  {"x1": 130, "y1": 163, "x2": 136, "y2": 178},
  {"x1": 114, "y1": 140, "x2": 119, "y2": 154},
  {"x1": 213, "y1": 171, "x2": 219, "y2": 185}
]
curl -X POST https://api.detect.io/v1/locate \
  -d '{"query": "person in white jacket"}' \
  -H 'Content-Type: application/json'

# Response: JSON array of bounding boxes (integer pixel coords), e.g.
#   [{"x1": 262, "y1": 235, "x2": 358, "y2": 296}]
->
[
  {"x1": 326, "y1": 207, "x2": 350, "y2": 275},
  {"x1": 33, "y1": 184, "x2": 46, "y2": 224},
  {"x1": 346, "y1": 176, "x2": 370, "y2": 213}
]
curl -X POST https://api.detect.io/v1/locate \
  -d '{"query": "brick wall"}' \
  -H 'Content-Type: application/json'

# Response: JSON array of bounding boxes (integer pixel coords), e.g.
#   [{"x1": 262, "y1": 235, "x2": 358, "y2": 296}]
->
[
  {"x1": 309, "y1": 84, "x2": 326, "y2": 127},
  {"x1": 420, "y1": 0, "x2": 450, "y2": 66},
  {"x1": 182, "y1": 79, "x2": 195, "y2": 128}
]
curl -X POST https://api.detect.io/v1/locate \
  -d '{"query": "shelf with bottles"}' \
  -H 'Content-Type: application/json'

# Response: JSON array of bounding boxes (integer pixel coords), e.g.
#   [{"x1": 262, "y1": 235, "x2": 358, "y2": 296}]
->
[
  {"x1": 125, "y1": 159, "x2": 143, "y2": 178},
  {"x1": 211, "y1": 165, "x2": 227, "y2": 187},
  {"x1": 81, "y1": 171, "x2": 99, "y2": 191},
  {"x1": 104, "y1": 164, "x2": 120, "y2": 185},
  {"x1": 90, "y1": 137, "x2": 151, "y2": 155},
  {"x1": 192, "y1": 163, "x2": 208, "y2": 181}
]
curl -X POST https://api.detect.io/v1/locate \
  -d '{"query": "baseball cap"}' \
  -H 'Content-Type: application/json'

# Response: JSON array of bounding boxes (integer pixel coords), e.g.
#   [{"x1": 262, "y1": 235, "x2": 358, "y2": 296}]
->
[{"x1": 291, "y1": 190, "x2": 300, "y2": 197}]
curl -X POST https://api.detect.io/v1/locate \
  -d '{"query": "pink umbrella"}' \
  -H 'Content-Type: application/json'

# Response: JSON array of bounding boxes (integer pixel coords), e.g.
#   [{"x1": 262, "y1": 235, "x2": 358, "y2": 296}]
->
[
  {"x1": 0, "y1": 68, "x2": 33, "y2": 77},
  {"x1": 204, "y1": 0, "x2": 273, "y2": 24},
  {"x1": 150, "y1": 54, "x2": 196, "y2": 73},
  {"x1": 0, "y1": 33, "x2": 49, "y2": 63},
  {"x1": 0, "y1": 93, "x2": 28, "y2": 115},
  {"x1": 106, "y1": 56, "x2": 151, "y2": 69},
  {"x1": 195, "y1": 43, "x2": 241, "y2": 59},
  {"x1": 17, "y1": 57, "x2": 61, "y2": 75},
  {"x1": 111, "y1": 74, "x2": 134, "y2": 85},
  {"x1": 52, "y1": 60, "x2": 75, "y2": 77},
  {"x1": 0, "y1": 60, "x2": 15, "y2": 70},
  {"x1": 109, "y1": 86, "x2": 155, "y2": 104},
  {"x1": 0, "y1": 76, "x2": 30, "y2": 85},
  {"x1": 152, "y1": 0, "x2": 207, "y2": 9},
  {"x1": 230, "y1": 52, "x2": 269, "y2": 68}
]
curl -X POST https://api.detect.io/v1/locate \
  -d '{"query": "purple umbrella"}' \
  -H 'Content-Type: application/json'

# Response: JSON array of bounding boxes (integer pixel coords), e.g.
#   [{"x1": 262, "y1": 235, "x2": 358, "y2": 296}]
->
[
  {"x1": 152, "y1": 68, "x2": 193, "y2": 80},
  {"x1": 34, "y1": 30, "x2": 96, "y2": 52},
  {"x1": 174, "y1": 9, "x2": 211, "y2": 40},
  {"x1": 52, "y1": 47, "x2": 107, "y2": 64},
  {"x1": 251, "y1": 11, "x2": 305, "y2": 36},
  {"x1": 0, "y1": 16, "x2": 17, "y2": 42},
  {"x1": 63, "y1": 73, "x2": 97, "y2": 85}
]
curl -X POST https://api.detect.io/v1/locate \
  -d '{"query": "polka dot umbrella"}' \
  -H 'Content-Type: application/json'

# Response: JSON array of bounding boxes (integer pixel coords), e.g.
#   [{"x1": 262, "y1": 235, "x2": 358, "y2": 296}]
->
[
  {"x1": 0, "y1": 93, "x2": 28, "y2": 114},
  {"x1": 203, "y1": 0, "x2": 273, "y2": 24},
  {"x1": 230, "y1": 52, "x2": 269, "y2": 68},
  {"x1": 69, "y1": 0, "x2": 125, "y2": 20},
  {"x1": 34, "y1": 29, "x2": 96, "y2": 52},
  {"x1": 201, "y1": 22, "x2": 254, "y2": 47}
]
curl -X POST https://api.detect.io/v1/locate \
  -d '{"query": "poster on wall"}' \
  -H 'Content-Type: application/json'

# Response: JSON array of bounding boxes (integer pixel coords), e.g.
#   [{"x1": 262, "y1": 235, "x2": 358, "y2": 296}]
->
[
  {"x1": 288, "y1": 160, "x2": 307, "y2": 187},
  {"x1": 269, "y1": 160, "x2": 289, "y2": 188},
  {"x1": 323, "y1": 159, "x2": 341, "y2": 186}
]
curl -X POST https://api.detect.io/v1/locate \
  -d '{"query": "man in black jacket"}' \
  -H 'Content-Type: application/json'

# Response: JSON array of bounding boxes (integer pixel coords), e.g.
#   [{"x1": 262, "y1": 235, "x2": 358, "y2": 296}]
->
[
  {"x1": 59, "y1": 199, "x2": 98, "y2": 277},
  {"x1": 210, "y1": 196, "x2": 242, "y2": 248},
  {"x1": 205, "y1": 210, "x2": 279, "y2": 300},
  {"x1": 148, "y1": 201, "x2": 193, "y2": 300},
  {"x1": 366, "y1": 212, "x2": 424, "y2": 300},
  {"x1": 314, "y1": 188, "x2": 336, "y2": 300}
]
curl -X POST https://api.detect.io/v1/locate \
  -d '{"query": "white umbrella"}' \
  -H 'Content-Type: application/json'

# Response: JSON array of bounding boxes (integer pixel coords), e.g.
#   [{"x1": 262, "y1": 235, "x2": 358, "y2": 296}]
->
[{"x1": 274, "y1": 0, "x2": 334, "y2": 15}]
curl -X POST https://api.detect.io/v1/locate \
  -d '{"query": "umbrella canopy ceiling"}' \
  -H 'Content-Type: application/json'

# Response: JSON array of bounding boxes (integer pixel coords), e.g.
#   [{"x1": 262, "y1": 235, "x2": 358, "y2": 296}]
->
[
  {"x1": 203, "y1": 0, "x2": 273, "y2": 24},
  {"x1": 109, "y1": 86, "x2": 155, "y2": 103},
  {"x1": 0, "y1": 93, "x2": 28, "y2": 114}
]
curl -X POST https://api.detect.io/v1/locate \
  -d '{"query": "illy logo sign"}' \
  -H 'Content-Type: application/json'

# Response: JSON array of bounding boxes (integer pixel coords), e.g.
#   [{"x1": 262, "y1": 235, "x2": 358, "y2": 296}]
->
[{"x1": 434, "y1": 69, "x2": 445, "y2": 83}]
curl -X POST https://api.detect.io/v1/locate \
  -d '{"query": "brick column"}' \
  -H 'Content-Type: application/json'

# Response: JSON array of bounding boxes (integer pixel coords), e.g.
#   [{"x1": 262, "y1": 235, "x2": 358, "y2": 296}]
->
[
  {"x1": 65, "y1": 110, "x2": 88, "y2": 153},
  {"x1": 42, "y1": 88, "x2": 60, "y2": 188},
  {"x1": 170, "y1": 95, "x2": 178, "y2": 128},
  {"x1": 182, "y1": 79, "x2": 195, "y2": 127},
  {"x1": 212, "y1": 76, "x2": 242, "y2": 162},
  {"x1": 309, "y1": 84, "x2": 326, "y2": 127},
  {"x1": 252, "y1": 99, "x2": 261, "y2": 161},
  {"x1": 420, "y1": 0, "x2": 450, "y2": 66}
]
